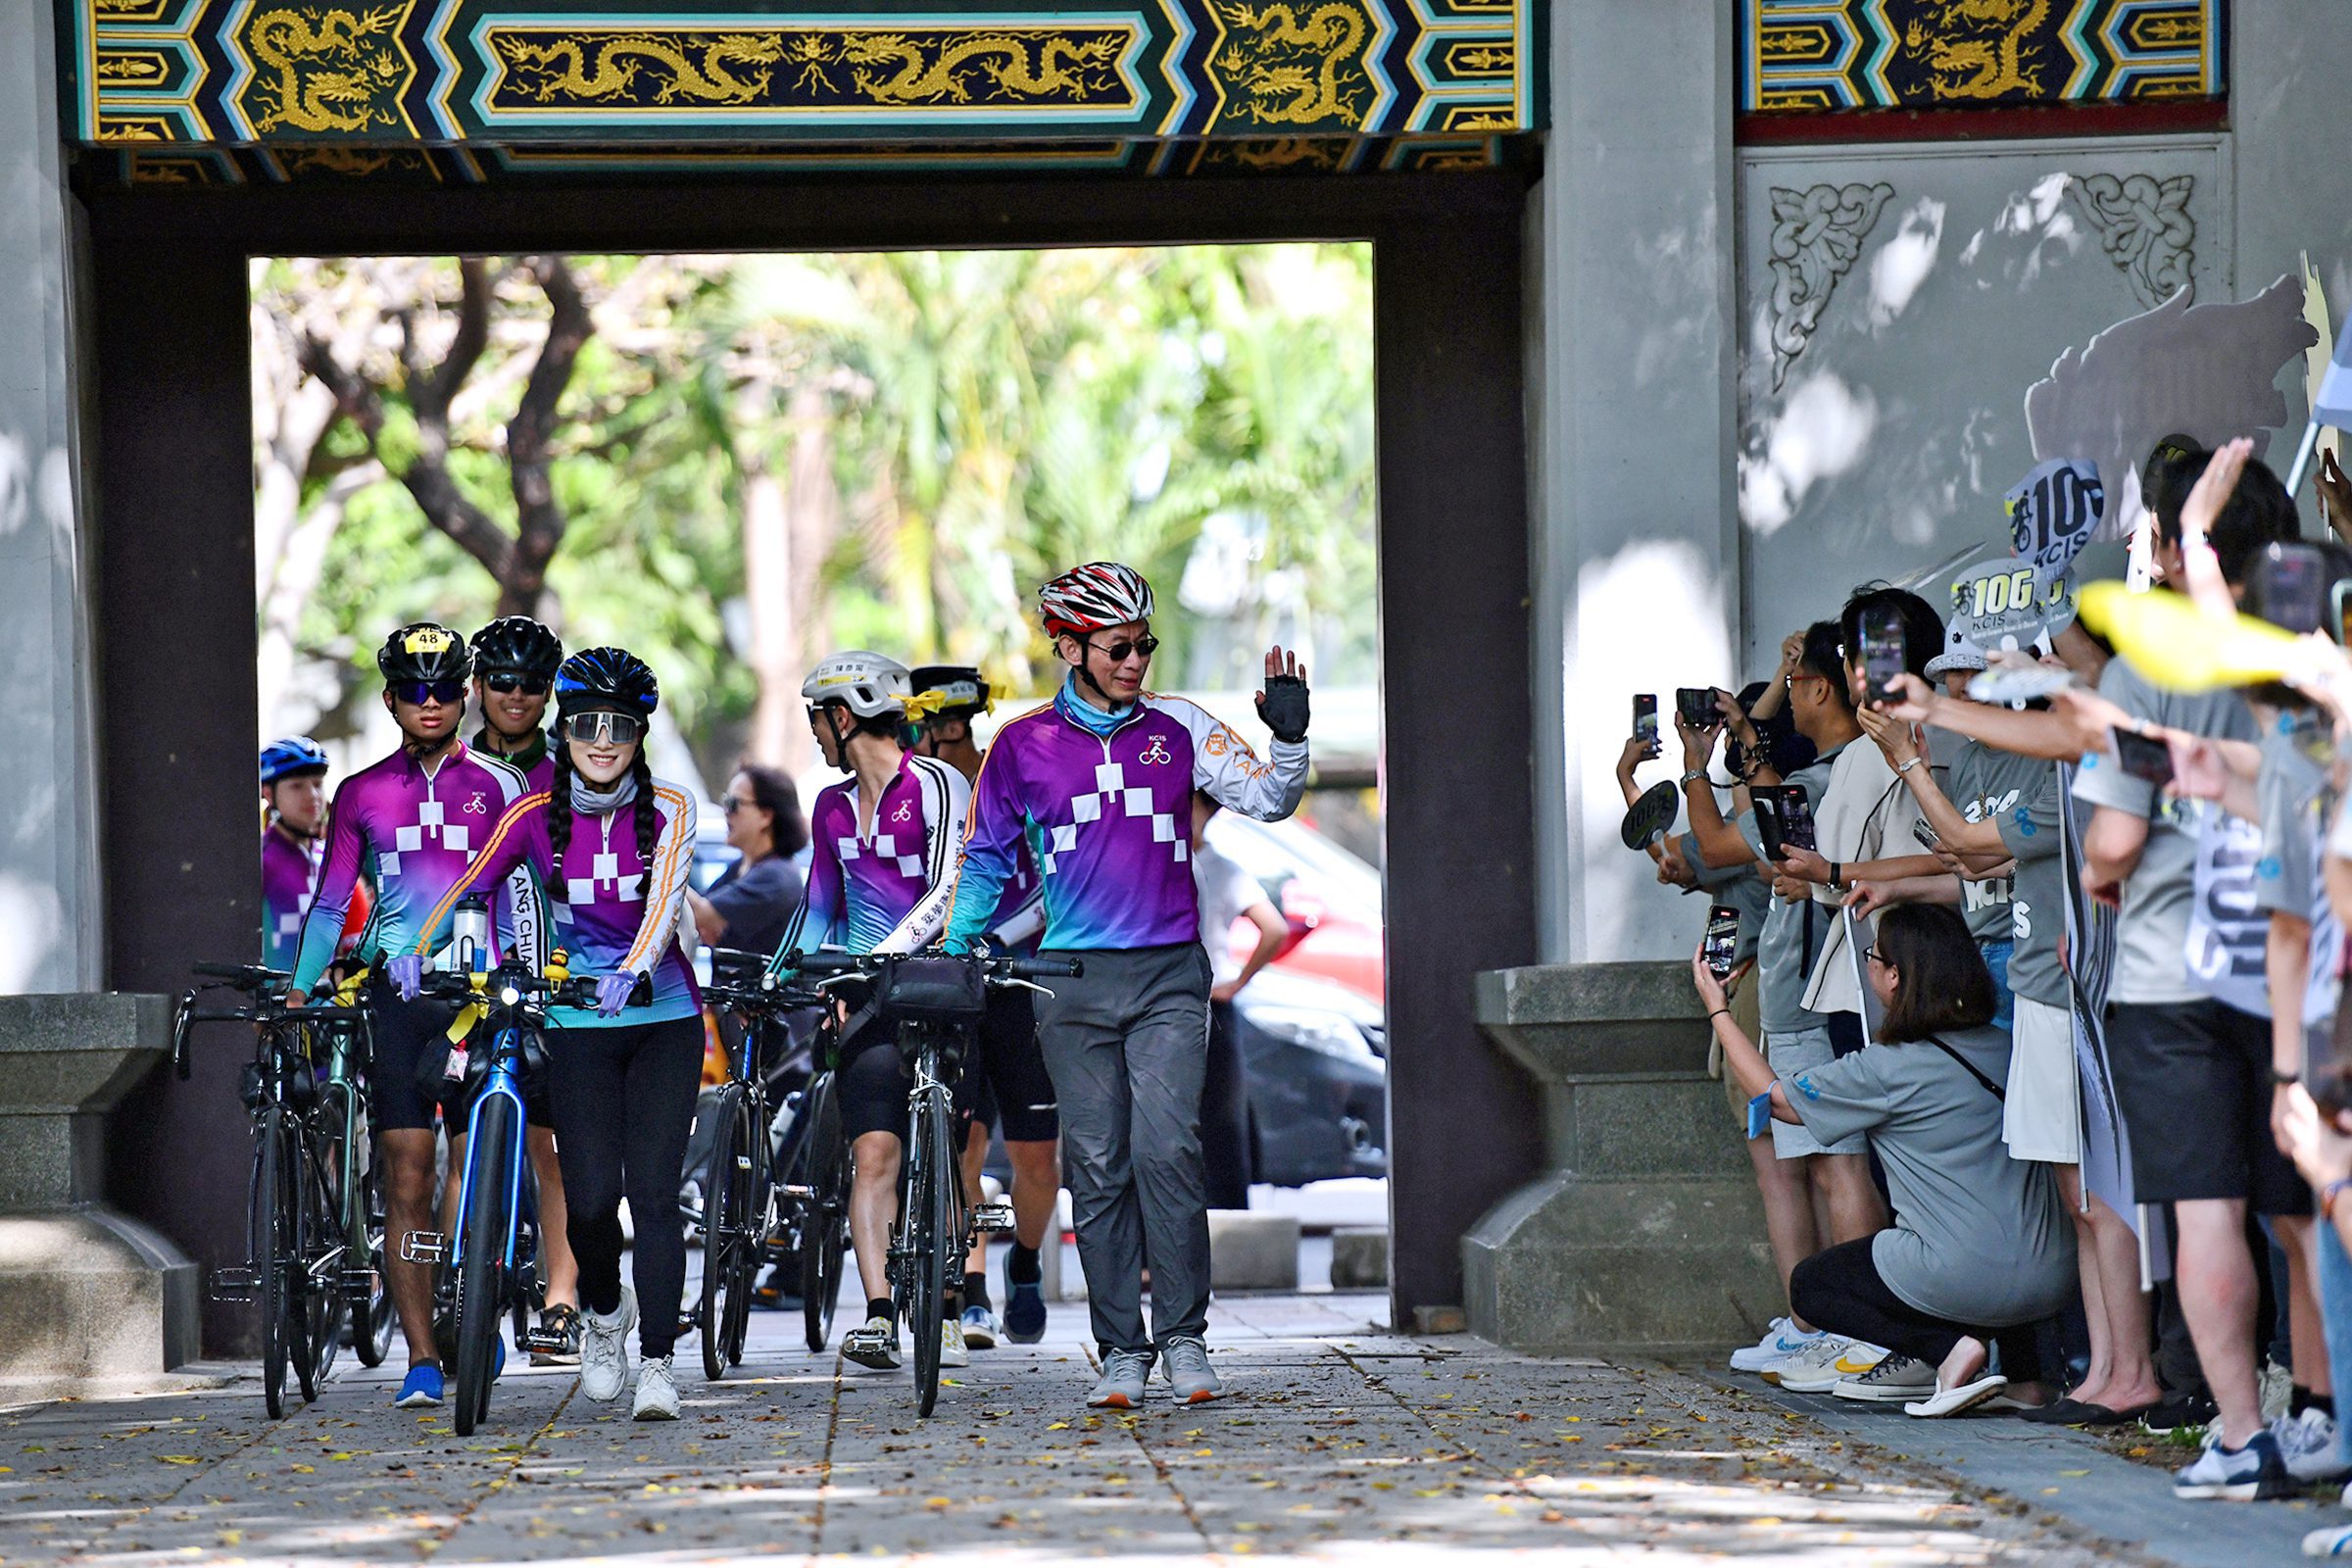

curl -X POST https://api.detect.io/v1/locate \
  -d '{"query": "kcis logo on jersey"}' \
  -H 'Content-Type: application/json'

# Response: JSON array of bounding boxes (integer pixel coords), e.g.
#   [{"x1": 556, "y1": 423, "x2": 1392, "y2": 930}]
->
[{"x1": 1138, "y1": 735, "x2": 1173, "y2": 766}]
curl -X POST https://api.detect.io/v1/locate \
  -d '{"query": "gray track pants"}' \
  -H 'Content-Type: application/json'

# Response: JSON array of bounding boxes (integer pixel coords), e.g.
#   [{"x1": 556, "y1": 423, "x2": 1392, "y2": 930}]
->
[{"x1": 1034, "y1": 942, "x2": 1213, "y2": 1355}]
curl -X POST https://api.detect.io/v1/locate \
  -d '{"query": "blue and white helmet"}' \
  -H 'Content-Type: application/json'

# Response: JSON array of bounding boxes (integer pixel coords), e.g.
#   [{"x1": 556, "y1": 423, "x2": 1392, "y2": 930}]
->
[{"x1": 259, "y1": 736, "x2": 329, "y2": 785}]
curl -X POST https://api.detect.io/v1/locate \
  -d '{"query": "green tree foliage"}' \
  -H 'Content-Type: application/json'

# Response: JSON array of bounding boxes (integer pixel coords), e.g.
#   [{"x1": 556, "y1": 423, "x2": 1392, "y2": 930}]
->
[{"x1": 261, "y1": 245, "x2": 1374, "y2": 768}]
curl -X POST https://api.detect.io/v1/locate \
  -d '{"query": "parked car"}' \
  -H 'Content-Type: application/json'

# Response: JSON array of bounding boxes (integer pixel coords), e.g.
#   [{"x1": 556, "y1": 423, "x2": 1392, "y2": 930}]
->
[
  {"x1": 1229, "y1": 967, "x2": 1388, "y2": 1187},
  {"x1": 1202, "y1": 810, "x2": 1384, "y2": 1004}
]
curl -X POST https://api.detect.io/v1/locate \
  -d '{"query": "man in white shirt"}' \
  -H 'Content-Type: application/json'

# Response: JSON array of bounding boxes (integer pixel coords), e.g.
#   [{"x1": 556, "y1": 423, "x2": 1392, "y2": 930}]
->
[{"x1": 1191, "y1": 792, "x2": 1289, "y2": 1209}]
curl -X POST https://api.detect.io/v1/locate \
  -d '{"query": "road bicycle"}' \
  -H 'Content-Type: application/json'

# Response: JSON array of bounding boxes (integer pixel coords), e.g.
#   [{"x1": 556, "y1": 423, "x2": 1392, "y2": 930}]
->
[
  {"x1": 698, "y1": 953, "x2": 831, "y2": 1379},
  {"x1": 409, "y1": 916, "x2": 635, "y2": 1434},
  {"x1": 783, "y1": 950, "x2": 1079, "y2": 1416},
  {"x1": 174, "y1": 963, "x2": 385, "y2": 1416}
]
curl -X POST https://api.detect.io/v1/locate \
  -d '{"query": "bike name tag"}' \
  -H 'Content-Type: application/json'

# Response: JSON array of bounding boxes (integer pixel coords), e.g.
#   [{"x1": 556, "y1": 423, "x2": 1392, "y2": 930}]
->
[{"x1": 444, "y1": 1046, "x2": 469, "y2": 1081}]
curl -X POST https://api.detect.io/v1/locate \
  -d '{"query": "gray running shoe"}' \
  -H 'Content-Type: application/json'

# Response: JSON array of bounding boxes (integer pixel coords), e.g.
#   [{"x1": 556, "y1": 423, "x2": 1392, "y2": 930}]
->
[
  {"x1": 1088, "y1": 1348, "x2": 1155, "y2": 1409},
  {"x1": 1162, "y1": 1336, "x2": 1226, "y2": 1404}
]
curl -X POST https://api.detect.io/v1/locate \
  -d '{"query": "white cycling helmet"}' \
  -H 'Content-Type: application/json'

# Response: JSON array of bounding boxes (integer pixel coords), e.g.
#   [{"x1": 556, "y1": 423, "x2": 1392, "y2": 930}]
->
[
  {"x1": 801, "y1": 650, "x2": 910, "y2": 718},
  {"x1": 1038, "y1": 562, "x2": 1154, "y2": 638}
]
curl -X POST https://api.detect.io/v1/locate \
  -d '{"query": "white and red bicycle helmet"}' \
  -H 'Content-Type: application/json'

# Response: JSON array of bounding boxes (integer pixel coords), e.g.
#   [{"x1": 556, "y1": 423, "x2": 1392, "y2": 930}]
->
[{"x1": 1038, "y1": 562, "x2": 1155, "y2": 638}]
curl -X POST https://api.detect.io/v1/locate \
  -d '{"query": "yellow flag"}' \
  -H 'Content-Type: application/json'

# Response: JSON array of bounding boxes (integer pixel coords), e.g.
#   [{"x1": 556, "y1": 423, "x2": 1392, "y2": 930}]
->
[{"x1": 2076, "y1": 581, "x2": 2306, "y2": 691}]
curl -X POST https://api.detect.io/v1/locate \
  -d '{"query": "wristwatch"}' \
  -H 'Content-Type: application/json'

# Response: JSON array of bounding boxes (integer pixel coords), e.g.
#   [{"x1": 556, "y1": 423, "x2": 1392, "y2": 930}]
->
[{"x1": 1680, "y1": 769, "x2": 1709, "y2": 787}]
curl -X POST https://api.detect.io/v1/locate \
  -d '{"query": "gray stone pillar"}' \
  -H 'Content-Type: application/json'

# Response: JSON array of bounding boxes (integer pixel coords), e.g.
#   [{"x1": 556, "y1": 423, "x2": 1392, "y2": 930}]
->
[
  {"x1": 1530, "y1": 0, "x2": 1740, "y2": 963},
  {"x1": 0, "y1": 995, "x2": 200, "y2": 1398},
  {"x1": 1462, "y1": 962, "x2": 1778, "y2": 1356},
  {"x1": 0, "y1": 0, "x2": 100, "y2": 995}
]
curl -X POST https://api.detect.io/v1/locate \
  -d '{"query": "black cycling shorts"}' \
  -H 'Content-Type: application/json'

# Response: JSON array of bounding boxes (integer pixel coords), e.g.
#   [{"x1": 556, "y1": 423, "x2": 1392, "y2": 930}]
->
[
  {"x1": 834, "y1": 1011, "x2": 985, "y2": 1145},
  {"x1": 967, "y1": 984, "x2": 1058, "y2": 1144}
]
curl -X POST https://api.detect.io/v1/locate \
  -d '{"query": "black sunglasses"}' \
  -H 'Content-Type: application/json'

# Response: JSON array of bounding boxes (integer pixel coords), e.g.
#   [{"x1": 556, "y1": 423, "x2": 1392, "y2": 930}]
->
[
  {"x1": 1087, "y1": 633, "x2": 1160, "y2": 663},
  {"x1": 485, "y1": 673, "x2": 550, "y2": 696},
  {"x1": 720, "y1": 795, "x2": 756, "y2": 815},
  {"x1": 394, "y1": 679, "x2": 466, "y2": 707}
]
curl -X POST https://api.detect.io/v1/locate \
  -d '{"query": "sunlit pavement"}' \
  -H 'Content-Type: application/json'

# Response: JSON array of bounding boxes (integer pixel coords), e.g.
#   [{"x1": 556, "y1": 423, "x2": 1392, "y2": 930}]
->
[{"x1": 4, "y1": 1281, "x2": 2166, "y2": 1566}]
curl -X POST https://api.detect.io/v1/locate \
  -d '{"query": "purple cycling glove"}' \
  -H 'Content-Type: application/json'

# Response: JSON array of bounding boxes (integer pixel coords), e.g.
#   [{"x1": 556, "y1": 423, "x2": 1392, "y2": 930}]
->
[
  {"x1": 594, "y1": 972, "x2": 637, "y2": 1018},
  {"x1": 388, "y1": 954, "x2": 424, "y2": 1003}
]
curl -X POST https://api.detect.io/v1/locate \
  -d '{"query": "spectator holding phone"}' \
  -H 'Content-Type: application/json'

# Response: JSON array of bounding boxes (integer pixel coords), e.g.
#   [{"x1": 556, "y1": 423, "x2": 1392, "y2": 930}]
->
[{"x1": 1696, "y1": 902, "x2": 2074, "y2": 1417}]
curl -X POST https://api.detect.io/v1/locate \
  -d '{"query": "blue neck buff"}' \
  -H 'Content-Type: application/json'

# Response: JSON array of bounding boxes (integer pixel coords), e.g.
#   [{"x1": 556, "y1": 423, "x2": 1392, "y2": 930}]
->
[{"x1": 1056, "y1": 670, "x2": 1132, "y2": 737}]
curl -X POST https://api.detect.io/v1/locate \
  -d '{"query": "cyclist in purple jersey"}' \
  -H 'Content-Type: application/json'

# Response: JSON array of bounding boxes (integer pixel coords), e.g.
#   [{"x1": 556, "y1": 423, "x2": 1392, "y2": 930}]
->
[
  {"x1": 406, "y1": 647, "x2": 702, "y2": 1422},
  {"x1": 286, "y1": 623, "x2": 536, "y2": 1409},
  {"x1": 943, "y1": 563, "x2": 1310, "y2": 1409},
  {"x1": 260, "y1": 737, "x2": 329, "y2": 972},
  {"x1": 770, "y1": 651, "x2": 974, "y2": 1374},
  {"x1": 461, "y1": 615, "x2": 580, "y2": 1364},
  {"x1": 911, "y1": 663, "x2": 1058, "y2": 1349}
]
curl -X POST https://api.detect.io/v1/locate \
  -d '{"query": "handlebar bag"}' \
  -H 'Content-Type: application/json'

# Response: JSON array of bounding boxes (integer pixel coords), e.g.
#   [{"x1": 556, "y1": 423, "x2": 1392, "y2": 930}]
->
[{"x1": 878, "y1": 955, "x2": 987, "y2": 1023}]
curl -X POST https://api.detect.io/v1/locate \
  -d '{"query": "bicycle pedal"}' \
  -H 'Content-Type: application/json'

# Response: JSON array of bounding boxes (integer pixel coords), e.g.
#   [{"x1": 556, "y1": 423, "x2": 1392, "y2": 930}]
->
[
  {"x1": 780, "y1": 1183, "x2": 815, "y2": 1200},
  {"x1": 971, "y1": 1203, "x2": 1016, "y2": 1234},
  {"x1": 210, "y1": 1266, "x2": 258, "y2": 1302},
  {"x1": 517, "y1": 1327, "x2": 568, "y2": 1354},
  {"x1": 400, "y1": 1231, "x2": 447, "y2": 1264}
]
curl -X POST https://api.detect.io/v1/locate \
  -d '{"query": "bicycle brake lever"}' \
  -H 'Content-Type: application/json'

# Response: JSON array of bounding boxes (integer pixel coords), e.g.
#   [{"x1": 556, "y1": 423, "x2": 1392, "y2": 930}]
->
[{"x1": 1001, "y1": 978, "x2": 1056, "y2": 1000}]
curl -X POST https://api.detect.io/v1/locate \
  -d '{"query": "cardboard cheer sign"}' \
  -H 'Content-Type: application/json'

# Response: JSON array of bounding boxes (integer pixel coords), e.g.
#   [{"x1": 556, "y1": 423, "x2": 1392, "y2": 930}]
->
[{"x1": 1946, "y1": 560, "x2": 2078, "y2": 658}]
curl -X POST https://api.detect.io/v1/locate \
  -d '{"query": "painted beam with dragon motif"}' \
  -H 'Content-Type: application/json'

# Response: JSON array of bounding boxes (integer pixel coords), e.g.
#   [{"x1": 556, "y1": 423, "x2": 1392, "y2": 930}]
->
[
  {"x1": 62, "y1": 0, "x2": 1534, "y2": 149},
  {"x1": 1740, "y1": 0, "x2": 2223, "y2": 117}
]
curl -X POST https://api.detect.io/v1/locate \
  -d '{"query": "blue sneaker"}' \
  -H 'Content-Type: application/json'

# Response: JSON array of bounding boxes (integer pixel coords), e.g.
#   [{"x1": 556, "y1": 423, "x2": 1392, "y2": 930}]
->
[
  {"x1": 396, "y1": 1364, "x2": 444, "y2": 1407},
  {"x1": 2174, "y1": 1426, "x2": 2291, "y2": 1500},
  {"x1": 1003, "y1": 1257, "x2": 1047, "y2": 1345},
  {"x1": 493, "y1": 1335, "x2": 506, "y2": 1382}
]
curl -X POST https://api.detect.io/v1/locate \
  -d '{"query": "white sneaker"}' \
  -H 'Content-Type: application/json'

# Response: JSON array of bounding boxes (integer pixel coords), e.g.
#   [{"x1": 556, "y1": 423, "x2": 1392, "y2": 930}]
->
[
  {"x1": 941, "y1": 1319, "x2": 970, "y2": 1368},
  {"x1": 960, "y1": 1304, "x2": 1000, "y2": 1350},
  {"x1": 1732, "y1": 1317, "x2": 1820, "y2": 1373},
  {"x1": 1769, "y1": 1337, "x2": 1871, "y2": 1393},
  {"x1": 579, "y1": 1287, "x2": 637, "y2": 1403},
  {"x1": 2303, "y1": 1521, "x2": 2352, "y2": 1557},
  {"x1": 2278, "y1": 1408, "x2": 2352, "y2": 1483},
  {"x1": 631, "y1": 1354, "x2": 679, "y2": 1421}
]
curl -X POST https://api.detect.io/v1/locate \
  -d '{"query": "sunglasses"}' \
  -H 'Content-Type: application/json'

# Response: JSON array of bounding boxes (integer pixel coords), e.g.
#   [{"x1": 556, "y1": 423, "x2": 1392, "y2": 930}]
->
[
  {"x1": 564, "y1": 710, "x2": 644, "y2": 746},
  {"x1": 720, "y1": 795, "x2": 756, "y2": 816},
  {"x1": 1086, "y1": 633, "x2": 1160, "y2": 663},
  {"x1": 485, "y1": 673, "x2": 550, "y2": 696},
  {"x1": 394, "y1": 680, "x2": 466, "y2": 707}
]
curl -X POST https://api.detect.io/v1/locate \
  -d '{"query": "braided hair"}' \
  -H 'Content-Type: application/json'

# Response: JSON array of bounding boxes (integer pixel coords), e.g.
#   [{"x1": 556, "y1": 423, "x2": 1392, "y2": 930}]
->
[{"x1": 548, "y1": 736, "x2": 661, "y2": 897}]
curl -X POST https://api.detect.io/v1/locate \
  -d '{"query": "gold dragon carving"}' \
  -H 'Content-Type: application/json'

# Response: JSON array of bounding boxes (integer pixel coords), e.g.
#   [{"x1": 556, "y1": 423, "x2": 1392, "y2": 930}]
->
[
  {"x1": 836, "y1": 32, "x2": 1122, "y2": 105},
  {"x1": 1901, "y1": 0, "x2": 2052, "y2": 101},
  {"x1": 1212, "y1": 1, "x2": 1371, "y2": 127},
  {"x1": 243, "y1": 5, "x2": 408, "y2": 133},
  {"x1": 497, "y1": 33, "x2": 785, "y2": 105}
]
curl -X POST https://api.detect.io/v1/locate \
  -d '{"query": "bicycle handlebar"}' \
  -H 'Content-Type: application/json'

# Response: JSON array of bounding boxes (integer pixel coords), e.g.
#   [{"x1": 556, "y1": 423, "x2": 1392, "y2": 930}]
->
[
  {"x1": 779, "y1": 951, "x2": 1084, "y2": 981},
  {"x1": 190, "y1": 961, "x2": 289, "y2": 990},
  {"x1": 416, "y1": 966, "x2": 645, "y2": 1012}
]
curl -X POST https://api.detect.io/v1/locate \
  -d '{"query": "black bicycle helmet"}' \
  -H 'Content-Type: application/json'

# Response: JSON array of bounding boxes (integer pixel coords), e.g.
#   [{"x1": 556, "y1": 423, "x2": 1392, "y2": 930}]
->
[
  {"x1": 469, "y1": 615, "x2": 564, "y2": 679},
  {"x1": 377, "y1": 622, "x2": 472, "y2": 685},
  {"x1": 909, "y1": 664, "x2": 992, "y2": 719},
  {"x1": 555, "y1": 647, "x2": 660, "y2": 719}
]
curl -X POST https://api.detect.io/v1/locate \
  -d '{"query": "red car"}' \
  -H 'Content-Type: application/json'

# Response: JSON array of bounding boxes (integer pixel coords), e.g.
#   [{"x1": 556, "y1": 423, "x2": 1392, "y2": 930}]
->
[{"x1": 1201, "y1": 811, "x2": 1384, "y2": 1005}]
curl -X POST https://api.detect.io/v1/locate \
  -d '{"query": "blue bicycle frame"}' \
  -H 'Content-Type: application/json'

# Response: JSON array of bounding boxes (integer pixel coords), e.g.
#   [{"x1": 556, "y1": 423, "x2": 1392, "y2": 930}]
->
[{"x1": 452, "y1": 1021, "x2": 535, "y2": 1276}]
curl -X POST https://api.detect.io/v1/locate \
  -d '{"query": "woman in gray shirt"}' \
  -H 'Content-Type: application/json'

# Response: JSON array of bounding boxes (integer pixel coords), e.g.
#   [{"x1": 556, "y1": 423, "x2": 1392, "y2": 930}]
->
[{"x1": 1696, "y1": 902, "x2": 2075, "y2": 1418}]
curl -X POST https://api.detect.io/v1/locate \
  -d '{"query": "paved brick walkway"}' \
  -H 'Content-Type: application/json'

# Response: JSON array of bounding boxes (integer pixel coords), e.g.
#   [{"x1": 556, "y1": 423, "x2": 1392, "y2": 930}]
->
[{"x1": 0, "y1": 1289, "x2": 2233, "y2": 1565}]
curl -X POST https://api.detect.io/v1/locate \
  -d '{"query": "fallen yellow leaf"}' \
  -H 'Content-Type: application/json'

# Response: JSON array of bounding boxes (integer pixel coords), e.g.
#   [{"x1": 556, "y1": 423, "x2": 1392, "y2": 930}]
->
[{"x1": 158, "y1": 1455, "x2": 199, "y2": 1465}]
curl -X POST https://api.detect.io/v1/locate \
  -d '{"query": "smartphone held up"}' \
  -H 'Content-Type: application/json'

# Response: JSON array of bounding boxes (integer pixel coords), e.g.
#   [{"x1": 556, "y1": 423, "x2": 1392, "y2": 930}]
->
[{"x1": 1702, "y1": 905, "x2": 1740, "y2": 979}]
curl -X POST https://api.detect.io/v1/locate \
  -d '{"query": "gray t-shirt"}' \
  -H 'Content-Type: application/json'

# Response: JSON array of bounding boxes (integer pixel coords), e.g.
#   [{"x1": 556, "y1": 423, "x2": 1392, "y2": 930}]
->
[
  {"x1": 1786, "y1": 1024, "x2": 2076, "y2": 1326},
  {"x1": 1740, "y1": 743, "x2": 1845, "y2": 1037},
  {"x1": 1992, "y1": 767, "x2": 2068, "y2": 1009},
  {"x1": 2071, "y1": 656, "x2": 2257, "y2": 1004},
  {"x1": 1948, "y1": 738, "x2": 2043, "y2": 946},
  {"x1": 1682, "y1": 829, "x2": 1769, "y2": 967}
]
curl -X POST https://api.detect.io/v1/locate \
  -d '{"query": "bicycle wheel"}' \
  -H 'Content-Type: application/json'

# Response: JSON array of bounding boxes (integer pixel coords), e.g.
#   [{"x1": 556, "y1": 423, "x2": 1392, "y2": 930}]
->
[
  {"x1": 453, "y1": 1096, "x2": 516, "y2": 1437},
  {"x1": 353, "y1": 1149, "x2": 394, "y2": 1368},
  {"x1": 252, "y1": 1107, "x2": 292, "y2": 1420},
  {"x1": 300, "y1": 1129, "x2": 344, "y2": 1395},
  {"x1": 724, "y1": 1100, "x2": 765, "y2": 1368},
  {"x1": 800, "y1": 1071, "x2": 847, "y2": 1353},
  {"x1": 699, "y1": 1085, "x2": 748, "y2": 1382},
  {"x1": 909, "y1": 1092, "x2": 956, "y2": 1418}
]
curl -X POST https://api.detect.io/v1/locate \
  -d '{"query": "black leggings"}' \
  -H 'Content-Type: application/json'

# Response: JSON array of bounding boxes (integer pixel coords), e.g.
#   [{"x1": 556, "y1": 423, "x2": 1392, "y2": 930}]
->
[
  {"x1": 1790, "y1": 1237, "x2": 2047, "y2": 1384},
  {"x1": 548, "y1": 1015, "x2": 704, "y2": 1357}
]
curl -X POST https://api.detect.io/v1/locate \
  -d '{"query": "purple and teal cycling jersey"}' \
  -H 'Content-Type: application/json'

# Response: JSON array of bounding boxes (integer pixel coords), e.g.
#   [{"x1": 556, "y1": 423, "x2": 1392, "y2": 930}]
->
[
  {"x1": 773, "y1": 752, "x2": 969, "y2": 967},
  {"x1": 261, "y1": 825, "x2": 320, "y2": 972},
  {"x1": 415, "y1": 778, "x2": 703, "y2": 1030},
  {"x1": 945, "y1": 683, "x2": 1308, "y2": 953},
  {"x1": 472, "y1": 729, "x2": 556, "y2": 954},
  {"x1": 289, "y1": 743, "x2": 534, "y2": 994}
]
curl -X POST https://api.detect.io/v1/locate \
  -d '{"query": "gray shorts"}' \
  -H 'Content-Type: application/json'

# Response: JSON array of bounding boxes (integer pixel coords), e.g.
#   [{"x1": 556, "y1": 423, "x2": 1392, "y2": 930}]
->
[{"x1": 1765, "y1": 1025, "x2": 1865, "y2": 1159}]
